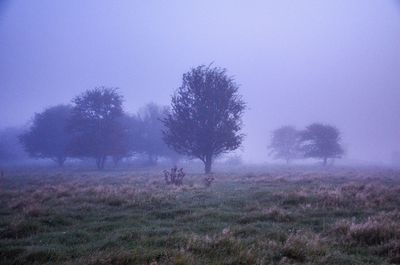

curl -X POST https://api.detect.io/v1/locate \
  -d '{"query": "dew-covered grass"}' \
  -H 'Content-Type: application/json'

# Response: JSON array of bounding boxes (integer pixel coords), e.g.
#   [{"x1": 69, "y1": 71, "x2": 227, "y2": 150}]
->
[{"x1": 0, "y1": 166, "x2": 399, "y2": 264}]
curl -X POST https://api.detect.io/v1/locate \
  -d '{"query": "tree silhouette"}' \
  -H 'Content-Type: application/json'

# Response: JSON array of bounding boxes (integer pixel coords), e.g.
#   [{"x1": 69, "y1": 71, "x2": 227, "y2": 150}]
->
[
  {"x1": 269, "y1": 126, "x2": 301, "y2": 164},
  {"x1": 0, "y1": 127, "x2": 28, "y2": 165},
  {"x1": 300, "y1": 123, "x2": 344, "y2": 166},
  {"x1": 131, "y1": 103, "x2": 182, "y2": 165},
  {"x1": 68, "y1": 87, "x2": 125, "y2": 169},
  {"x1": 19, "y1": 105, "x2": 72, "y2": 166},
  {"x1": 162, "y1": 65, "x2": 246, "y2": 174}
]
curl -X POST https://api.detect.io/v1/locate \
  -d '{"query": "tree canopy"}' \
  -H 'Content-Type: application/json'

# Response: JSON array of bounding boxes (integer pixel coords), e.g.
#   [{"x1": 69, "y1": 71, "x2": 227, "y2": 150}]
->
[
  {"x1": 135, "y1": 103, "x2": 177, "y2": 164},
  {"x1": 269, "y1": 126, "x2": 301, "y2": 164},
  {"x1": 300, "y1": 123, "x2": 344, "y2": 165},
  {"x1": 19, "y1": 105, "x2": 72, "y2": 166},
  {"x1": 68, "y1": 87, "x2": 126, "y2": 169},
  {"x1": 162, "y1": 65, "x2": 246, "y2": 173}
]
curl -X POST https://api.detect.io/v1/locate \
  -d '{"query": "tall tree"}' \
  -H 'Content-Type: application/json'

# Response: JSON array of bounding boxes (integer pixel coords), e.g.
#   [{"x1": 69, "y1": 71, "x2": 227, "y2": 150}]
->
[
  {"x1": 162, "y1": 65, "x2": 246, "y2": 174},
  {"x1": 19, "y1": 105, "x2": 72, "y2": 166},
  {"x1": 300, "y1": 123, "x2": 344, "y2": 166},
  {"x1": 269, "y1": 126, "x2": 301, "y2": 164},
  {"x1": 68, "y1": 87, "x2": 125, "y2": 169}
]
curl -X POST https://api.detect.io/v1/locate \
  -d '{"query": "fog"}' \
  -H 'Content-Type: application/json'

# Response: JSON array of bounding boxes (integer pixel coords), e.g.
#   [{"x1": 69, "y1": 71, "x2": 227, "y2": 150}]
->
[{"x1": 0, "y1": 0, "x2": 399, "y2": 164}]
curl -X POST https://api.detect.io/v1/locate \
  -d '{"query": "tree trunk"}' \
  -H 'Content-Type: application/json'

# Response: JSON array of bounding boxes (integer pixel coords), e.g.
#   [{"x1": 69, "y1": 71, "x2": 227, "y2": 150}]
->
[
  {"x1": 204, "y1": 155, "x2": 212, "y2": 174},
  {"x1": 100, "y1": 156, "x2": 107, "y2": 169},
  {"x1": 96, "y1": 157, "x2": 101, "y2": 169},
  {"x1": 96, "y1": 156, "x2": 107, "y2": 170}
]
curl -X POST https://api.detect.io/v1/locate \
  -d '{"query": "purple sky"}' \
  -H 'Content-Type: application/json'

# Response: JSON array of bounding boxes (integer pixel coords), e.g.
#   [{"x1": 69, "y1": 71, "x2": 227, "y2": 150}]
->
[{"x1": 0, "y1": 0, "x2": 399, "y2": 163}]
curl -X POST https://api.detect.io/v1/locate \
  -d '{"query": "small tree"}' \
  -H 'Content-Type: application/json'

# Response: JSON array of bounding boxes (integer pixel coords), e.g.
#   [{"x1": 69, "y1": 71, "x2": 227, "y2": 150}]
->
[
  {"x1": 300, "y1": 123, "x2": 344, "y2": 166},
  {"x1": 162, "y1": 65, "x2": 246, "y2": 174},
  {"x1": 68, "y1": 87, "x2": 125, "y2": 169},
  {"x1": 19, "y1": 105, "x2": 72, "y2": 166},
  {"x1": 269, "y1": 126, "x2": 301, "y2": 164}
]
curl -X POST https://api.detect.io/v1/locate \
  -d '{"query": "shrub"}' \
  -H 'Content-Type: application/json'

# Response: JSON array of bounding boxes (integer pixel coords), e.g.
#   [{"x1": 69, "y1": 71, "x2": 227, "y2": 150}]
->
[
  {"x1": 203, "y1": 174, "x2": 215, "y2": 187},
  {"x1": 163, "y1": 166, "x2": 185, "y2": 186}
]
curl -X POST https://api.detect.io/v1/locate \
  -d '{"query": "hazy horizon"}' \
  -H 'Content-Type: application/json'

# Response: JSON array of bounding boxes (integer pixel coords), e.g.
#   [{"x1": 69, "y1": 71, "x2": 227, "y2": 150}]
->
[{"x1": 1, "y1": 0, "x2": 399, "y2": 164}]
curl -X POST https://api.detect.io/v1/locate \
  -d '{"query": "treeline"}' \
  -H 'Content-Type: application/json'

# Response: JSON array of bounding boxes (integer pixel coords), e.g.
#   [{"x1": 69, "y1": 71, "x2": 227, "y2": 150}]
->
[
  {"x1": 269, "y1": 124, "x2": 344, "y2": 165},
  {"x1": 1, "y1": 64, "x2": 345, "y2": 172},
  {"x1": 14, "y1": 65, "x2": 246, "y2": 173},
  {"x1": 18, "y1": 89, "x2": 179, "y2": 169}
]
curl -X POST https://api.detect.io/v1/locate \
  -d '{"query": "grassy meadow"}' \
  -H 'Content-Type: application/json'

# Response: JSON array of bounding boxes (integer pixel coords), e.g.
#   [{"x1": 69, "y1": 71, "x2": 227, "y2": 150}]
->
[{"x1": 0, "y1": 166, "x2": 400, "y2": 265}]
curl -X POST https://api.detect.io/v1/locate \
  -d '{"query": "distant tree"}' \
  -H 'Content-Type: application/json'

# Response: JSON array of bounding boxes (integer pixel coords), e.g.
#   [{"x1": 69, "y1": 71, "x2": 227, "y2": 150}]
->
[
  {"x1": 109, "y1": 114, "x2": 133, "y2": 166},
  {"x1": 19, "y1": 105, "x2": 72, "y2": 166},
  {"x1": 68, "y1": 87, "x2": 125, "y2": 169},
  {"x1": 136, "y1": 103, "x2": 168, "y2": 164},
  {"x1": 300, "y1": 123, "x2": 344, "y2": 166},
  {"x1": 136, "y1": 103, "x2": 181, "y2": 165},
  {"x1": 162, "y1": 65, "x2": 246, "y2": 174},
  {"x1": 119, "y1": 113, "x2": 141, "y2": 155},
  {"x1": 0, "y1": 127, "x2": 28, "y2": 165},
  {"x1": 269, "y1": 126, "x2": 301, "y2": 164}
]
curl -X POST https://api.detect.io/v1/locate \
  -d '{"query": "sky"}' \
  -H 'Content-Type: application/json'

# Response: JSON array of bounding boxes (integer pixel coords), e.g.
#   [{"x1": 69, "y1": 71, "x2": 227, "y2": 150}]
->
[{"x1": 0, "y1": 0, "x2": 399, "y2": 163}]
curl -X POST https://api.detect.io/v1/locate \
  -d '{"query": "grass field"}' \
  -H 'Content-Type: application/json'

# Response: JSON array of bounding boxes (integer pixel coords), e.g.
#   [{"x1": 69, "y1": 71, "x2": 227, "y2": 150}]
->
[{"x1": 0, "y1": 166, "x2": 400, "y2": 265}]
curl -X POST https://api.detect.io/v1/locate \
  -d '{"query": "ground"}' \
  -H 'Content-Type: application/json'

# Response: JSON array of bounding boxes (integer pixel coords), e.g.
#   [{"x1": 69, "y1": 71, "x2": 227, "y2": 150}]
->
[{"x1": 0, "y1": 166, "x2": 399, "y2": 265}]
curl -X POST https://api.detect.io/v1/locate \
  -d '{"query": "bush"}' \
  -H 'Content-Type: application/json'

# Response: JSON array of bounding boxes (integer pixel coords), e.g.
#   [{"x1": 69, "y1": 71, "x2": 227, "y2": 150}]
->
[
  {"x1": 164, "y1": 166, "x2": 185, "y2": 186},
  {"x1": 203, "y1": 174, "x2": 215, "y2": 187}
]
